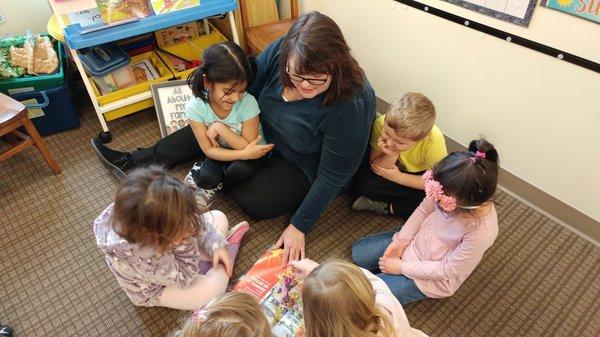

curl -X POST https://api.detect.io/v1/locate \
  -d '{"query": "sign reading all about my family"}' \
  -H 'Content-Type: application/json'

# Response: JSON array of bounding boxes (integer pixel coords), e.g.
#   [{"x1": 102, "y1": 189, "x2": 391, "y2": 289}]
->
[{"x1": 151, "y1": 80, "x2": 193, "y2": 138}]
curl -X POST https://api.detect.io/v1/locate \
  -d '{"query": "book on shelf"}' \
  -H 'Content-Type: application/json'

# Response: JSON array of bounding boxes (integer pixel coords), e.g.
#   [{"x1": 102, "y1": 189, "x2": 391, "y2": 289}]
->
[
  {"x1": 66, "y1": 8, "x2": 103, "y2": 27},
  {"x1": 150, "y1": 0, "x2": 201, "y2": 15},
  {"x1": 131, "y1": 59, "x2": 160, "y2": 83},
  {"x1": 95, "y1": 0, "x2": 152, "y2": 24},
  {"x1": 232, "y1": 249, "x2": 305, "y2": 337}
]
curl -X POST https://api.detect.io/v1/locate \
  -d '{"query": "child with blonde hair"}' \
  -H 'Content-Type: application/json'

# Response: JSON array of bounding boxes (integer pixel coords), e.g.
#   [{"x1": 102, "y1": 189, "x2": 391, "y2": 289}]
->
[
  {"x1": 290, "y1": 259, "x2": 427, "y2": 337},
  {"x1": 93, "y1": 166, "x2": 249, "y2": 310},
  {"x1": 353, "y1": 92, "x2": 447, "y2": 218},
  {"x1": 173, "y1": 292, "x2": 271, "y2": 337},
  {"x1": 353, "y1": 139, "x2": 500, "y2": 304}
]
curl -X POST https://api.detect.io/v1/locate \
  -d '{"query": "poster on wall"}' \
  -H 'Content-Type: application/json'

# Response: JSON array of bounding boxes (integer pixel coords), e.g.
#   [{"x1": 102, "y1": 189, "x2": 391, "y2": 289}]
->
[
  {"x1": 441, "y1": 0, "x2": 537, "y2": 26},
  {"x1": 541, "y1": 0, "x2": 600, "y2": 24},
  {"x1": 151, "y1": 80, "x2": 193, "y2": 138}
]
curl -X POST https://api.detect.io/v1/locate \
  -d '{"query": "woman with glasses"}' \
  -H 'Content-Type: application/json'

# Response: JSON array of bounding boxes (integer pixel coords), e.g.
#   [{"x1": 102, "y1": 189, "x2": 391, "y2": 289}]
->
[
  {"x1": 231, "y1": 11, "x2": 376, "y2": 265},
  {"x1": 91, "y1": 11, "x2": 376, "y2": 266}
]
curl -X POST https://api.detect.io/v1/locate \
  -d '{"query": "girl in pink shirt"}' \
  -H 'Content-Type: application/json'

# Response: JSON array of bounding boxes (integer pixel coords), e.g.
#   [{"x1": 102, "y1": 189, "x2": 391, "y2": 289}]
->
[{"x1": 352, "y1": 139, "x2": 499, "y2": 304}]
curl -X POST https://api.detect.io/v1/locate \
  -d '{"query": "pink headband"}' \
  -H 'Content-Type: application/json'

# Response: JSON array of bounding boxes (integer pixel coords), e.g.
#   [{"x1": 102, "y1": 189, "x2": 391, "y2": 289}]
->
[{"x1": 422, "y1": 170, "x2": 457, "y2": 212}]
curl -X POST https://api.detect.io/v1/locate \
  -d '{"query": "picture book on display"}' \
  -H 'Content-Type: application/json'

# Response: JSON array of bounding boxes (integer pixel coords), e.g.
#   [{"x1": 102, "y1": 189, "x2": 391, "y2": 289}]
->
[
  {"x1": 151, "y1": 0, "x2": 201, "y2": 15},
  {"x1": 232, "y1": 249, "x2": 305, "y2": 337}
]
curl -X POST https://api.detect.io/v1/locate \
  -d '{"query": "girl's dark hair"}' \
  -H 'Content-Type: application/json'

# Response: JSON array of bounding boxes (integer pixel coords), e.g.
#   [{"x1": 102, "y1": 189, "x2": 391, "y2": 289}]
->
[
  {"x1": 112, "y1": 166, "x2": 204, "y2": 252},
  {"x1": 187, "y1": 41, "x2": 254, "y2": 100},
  {"x1": 278, "y1": 11, "x2": 365, "y2": 106},
  {"x1": 433, "y1": 138, "x2": 500, "y2": 208}
]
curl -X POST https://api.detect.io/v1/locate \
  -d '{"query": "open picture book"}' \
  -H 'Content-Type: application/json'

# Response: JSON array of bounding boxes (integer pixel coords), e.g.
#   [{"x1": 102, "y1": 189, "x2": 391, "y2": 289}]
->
[{"x1": 232, "y1": 249, "x2": 305, "y2": 337}]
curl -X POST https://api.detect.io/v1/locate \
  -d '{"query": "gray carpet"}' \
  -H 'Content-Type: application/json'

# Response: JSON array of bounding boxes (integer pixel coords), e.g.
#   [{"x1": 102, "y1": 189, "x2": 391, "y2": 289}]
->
[{"x1": 1, "y1": 107, "x2": 598, "y2": 337}]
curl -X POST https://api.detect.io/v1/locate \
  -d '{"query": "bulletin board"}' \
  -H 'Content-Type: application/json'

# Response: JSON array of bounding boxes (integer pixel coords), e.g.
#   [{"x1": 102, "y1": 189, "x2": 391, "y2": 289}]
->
[{"x1": 391, "y1": 0, "x2": 600, "y2": 73}]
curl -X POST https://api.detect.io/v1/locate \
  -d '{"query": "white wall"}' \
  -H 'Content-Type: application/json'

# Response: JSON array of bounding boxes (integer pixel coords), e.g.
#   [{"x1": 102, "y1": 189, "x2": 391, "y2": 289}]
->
[
  {"x1": 0, "y1": 0, "x2": 53, "y2": 35},
  {"x1": 294, "y1": 0, "x2": 600, "y2": 222}
]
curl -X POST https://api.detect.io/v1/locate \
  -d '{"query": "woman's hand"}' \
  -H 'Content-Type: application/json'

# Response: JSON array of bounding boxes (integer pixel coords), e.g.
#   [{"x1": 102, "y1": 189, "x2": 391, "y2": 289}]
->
[
  {"x1": 379, "y1": 256, "x2": 403, "y2": 275},
  {"x1": 213, "y1": 247, "x2": 233, "y2": 276},
  {"x1": 371, "y1": 163, "x2": 402, "y2": 184},
  {"x1": 383, "y1": 240, "x2": 405, "y2": 258},
  {"x1": 288, "y1": 258, "x2": 319, "y2": 279},
  {"x1": 242, "y1": 135, "x2": 274, "y2": 160},
  {"x1": 206, "y1": 122, "x2": 224, "y2": 147},
  {"x1": 273, "y1": 224, "x2": 305, "y2": 267}
]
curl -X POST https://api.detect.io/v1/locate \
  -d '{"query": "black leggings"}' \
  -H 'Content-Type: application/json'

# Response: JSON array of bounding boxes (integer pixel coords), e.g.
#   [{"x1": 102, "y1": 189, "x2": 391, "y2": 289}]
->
[
  {"x1": 131, "y1": 125, "x2": 265, "y2": 189},
  {"x1": 352, "y1": 163, "x2": 425, "y2": 219},
  {"x1": 129, "y1": 126, "x2": 311, "y2": 219}
]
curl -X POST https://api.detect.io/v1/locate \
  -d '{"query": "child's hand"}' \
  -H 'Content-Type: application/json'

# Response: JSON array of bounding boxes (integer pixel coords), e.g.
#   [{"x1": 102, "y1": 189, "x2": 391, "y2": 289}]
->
[
  {"x1": 213, "y1": 247, "x2": 233, "y2": 276},
  {"x1": 383, "y1": 240, "x2": 405, "y2": 258},
  {"x1": 371, "y1": 163, "x2": 402, "y2": 183},
  {"x1": 242, "y1": 135, "x2": 274, "y2": 160},
  {"x1": 378, "y1": 256, "x2": 403, "y2": 275},
  {"x1": 288, "y1": 258, "x2": 319, "y2": 279},
  {"x1": 377, "y1": 138, "x2": 397, "y2": 157},
  {"x1": 206, "y1": 123, "x2": 222, "y2": 147}
]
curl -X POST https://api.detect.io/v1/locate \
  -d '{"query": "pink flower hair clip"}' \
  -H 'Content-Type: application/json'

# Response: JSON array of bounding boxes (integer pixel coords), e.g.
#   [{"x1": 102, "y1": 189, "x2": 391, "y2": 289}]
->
[{"x1": 422, "y1": 170, "x2": 457, "y2": 212}]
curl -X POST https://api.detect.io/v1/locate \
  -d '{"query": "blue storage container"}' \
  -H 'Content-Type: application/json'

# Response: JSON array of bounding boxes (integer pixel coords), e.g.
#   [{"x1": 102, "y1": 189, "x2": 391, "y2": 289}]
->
[
  {"x1": 11, "y1": 81, "x2": 80, "y2": 135},
  {"x1": 79, "y1": 43, "x2": 130, "y2": 76}
]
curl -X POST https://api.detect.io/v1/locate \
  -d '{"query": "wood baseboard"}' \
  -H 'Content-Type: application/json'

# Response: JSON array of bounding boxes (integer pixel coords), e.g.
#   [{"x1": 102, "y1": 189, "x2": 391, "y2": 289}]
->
[{"x1": 376, "y1": 97, "x2": 599, "y2": 245}]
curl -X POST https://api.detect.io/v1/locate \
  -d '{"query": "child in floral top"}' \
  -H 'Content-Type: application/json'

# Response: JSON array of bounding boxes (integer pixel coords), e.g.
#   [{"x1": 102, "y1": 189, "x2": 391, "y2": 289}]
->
[{"x1": 93, "y1": 166, "x2": 249, "y2": 309}]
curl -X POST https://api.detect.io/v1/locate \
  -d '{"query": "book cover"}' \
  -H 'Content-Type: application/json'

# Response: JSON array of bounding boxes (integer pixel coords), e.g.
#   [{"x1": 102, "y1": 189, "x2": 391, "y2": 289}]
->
[
  {"x1": 131, "y1": 59, "x2": 160, "y2": 83},
  {"x1": 233, "y1": 249, "x2": 305, "y2": 337},
  {"x1": 66, "y1": 8, "x2": 103, "y2": 27},
  {"x1": 96, "y1": 0, "x2": 151, "y2": 24},
  {"x1": 151, "y1": 0, "x2": 201, "y2": 15}
]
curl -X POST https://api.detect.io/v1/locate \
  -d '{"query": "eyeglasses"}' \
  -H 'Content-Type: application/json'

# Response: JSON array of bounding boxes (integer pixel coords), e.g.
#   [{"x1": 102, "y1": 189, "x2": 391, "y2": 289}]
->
[{"x1": 285, "y1": 65, "x2": 329, "y2": 85}]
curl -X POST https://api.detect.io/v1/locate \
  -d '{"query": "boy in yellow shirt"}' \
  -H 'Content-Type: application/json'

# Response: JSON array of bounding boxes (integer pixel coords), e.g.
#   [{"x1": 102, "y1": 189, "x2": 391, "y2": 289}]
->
[{"x1": 353, "y1": 92, "x2": 447, "y2": 217}]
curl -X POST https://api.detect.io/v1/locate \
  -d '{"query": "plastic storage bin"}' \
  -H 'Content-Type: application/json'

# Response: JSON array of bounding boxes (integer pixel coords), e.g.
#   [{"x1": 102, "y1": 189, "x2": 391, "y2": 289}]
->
[
  {"x1": 79, "y1": 43, "x2": 130, "y2": 76},
  {"x1": 156, "y1": 23, "x2": 227, "y2": 79},
  {"x1": 0, "y1": 41, "x2": 65, "y2": 95},
  {"x1": 11, "y1": 81, "x2": 80, "y2": 135},
  {"x1": 89, "y1": 50, "x2": 173, "y2": 121}
]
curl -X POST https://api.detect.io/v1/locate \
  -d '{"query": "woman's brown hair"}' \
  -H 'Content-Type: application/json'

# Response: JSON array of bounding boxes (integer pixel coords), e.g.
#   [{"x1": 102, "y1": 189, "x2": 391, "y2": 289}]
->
[
  {"x1": 302, "y1": 260, "x2": 394, "y2": 337},
  {"x1": 112, "y1": 166, "x2": 204, "y2": 252},
  {"x1": 278, "y1": 11, "x2": 365, "y2": 106},
  {"x1": 173, "y1": 292, "x2": 271, "y2": 337}
]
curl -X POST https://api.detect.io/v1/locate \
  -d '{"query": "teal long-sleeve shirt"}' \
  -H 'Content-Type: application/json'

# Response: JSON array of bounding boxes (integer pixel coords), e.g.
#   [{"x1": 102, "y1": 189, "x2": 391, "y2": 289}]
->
[{"x1": 248, "y1": 39, "x2": 376, "y2": 233}]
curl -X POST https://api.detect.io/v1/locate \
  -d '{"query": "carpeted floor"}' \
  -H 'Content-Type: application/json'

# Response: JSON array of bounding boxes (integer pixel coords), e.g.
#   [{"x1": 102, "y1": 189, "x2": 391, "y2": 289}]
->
[{"x1": 1, "y1": 106, "x2": 598, "y2": 337}]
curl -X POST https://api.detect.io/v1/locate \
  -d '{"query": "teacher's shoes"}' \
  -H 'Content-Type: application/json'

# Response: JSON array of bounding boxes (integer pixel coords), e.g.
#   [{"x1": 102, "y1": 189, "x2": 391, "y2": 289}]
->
[
  {"x1": 195, "y1": 183, "x2": 223, "y2": 208},
  {"x1": 0, "y1": 324, "x2": 13, "y2": 337},
  {"x1": 352, "y1": 196, "x2": 390, "y2": 215},
  {"x1": 91, "y1": 138, "x2": 136, "y2": 179}
]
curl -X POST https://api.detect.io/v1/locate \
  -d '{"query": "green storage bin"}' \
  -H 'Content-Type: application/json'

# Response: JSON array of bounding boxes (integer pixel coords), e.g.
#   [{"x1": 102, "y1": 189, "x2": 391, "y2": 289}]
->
[{"x1": 0, "y1": 40, "x2": 65, "y2": 95}]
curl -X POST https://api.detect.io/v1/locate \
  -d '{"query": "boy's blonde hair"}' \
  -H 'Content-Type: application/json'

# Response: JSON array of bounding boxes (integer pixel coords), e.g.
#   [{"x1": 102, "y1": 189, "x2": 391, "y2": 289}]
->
[
  {"x1": 385, "y1": 92, "x2": 436, "y2": 141},
  {"x1": 302, "y1": 260, "x2": 394, "y2": 337},
  {"x1": 174, "y1": 292, "x2": 271, "y2": 337}
]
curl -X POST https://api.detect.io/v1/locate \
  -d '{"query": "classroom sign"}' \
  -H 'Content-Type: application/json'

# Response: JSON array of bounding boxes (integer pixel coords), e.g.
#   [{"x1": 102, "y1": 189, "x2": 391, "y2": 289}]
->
[{"x1": 541, "y1": 0, "x2": 600, "y2": 24}]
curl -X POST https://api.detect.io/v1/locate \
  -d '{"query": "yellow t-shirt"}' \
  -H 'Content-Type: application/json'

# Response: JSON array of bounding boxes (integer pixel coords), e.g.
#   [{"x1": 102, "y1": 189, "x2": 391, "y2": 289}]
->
[{"x1": 370, "y1": 114, "x2": 447, "y2": 173}]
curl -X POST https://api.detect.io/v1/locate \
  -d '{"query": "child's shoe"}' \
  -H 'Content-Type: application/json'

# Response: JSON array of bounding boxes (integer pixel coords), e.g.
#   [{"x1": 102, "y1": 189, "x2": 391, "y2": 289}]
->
[
  {"x1": 91, "y1": 138, "x2": 135, "y2": 179},
  {"x1": 352, "y1": 196, "x2": 390, "y2": 215},
  {"x1": 0, "y1": 324, "x2": 13, "y2": 337},
  {"x1": 195, "y1": 183, "x2": 223, "y2": 208},
  {"x1": 227, "y1": 221, "x2": 250, "y2": 243}
]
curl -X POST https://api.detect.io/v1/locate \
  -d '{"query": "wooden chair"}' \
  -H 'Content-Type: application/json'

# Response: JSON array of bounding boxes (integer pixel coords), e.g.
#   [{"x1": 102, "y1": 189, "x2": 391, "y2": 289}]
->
[
  {"x1": 240, "y1": 0, "x2": 299, "y2": 54},
  {"x1": 0, "y1": 92, "x2": 61, "y2": 174}
]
